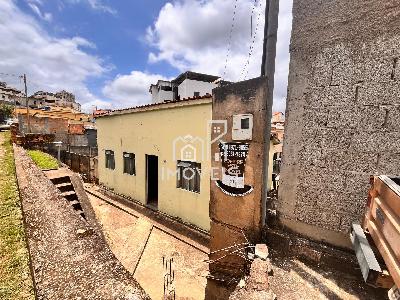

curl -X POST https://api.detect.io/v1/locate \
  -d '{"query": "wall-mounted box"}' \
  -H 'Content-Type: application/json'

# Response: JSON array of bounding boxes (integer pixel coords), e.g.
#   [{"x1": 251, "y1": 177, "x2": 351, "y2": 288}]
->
[{"x1": 232, "y1": 114, "x2": 253, "y2": 141}]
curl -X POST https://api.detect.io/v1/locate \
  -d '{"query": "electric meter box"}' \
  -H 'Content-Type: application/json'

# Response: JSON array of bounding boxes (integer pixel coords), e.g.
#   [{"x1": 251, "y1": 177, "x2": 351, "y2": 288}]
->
[{"x1": 232, "y1": 114, "x2": 253, "y2": 141}]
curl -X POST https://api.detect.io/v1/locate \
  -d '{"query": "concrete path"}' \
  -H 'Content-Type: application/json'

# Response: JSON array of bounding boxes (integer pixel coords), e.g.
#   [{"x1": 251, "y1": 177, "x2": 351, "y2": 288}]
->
[
  {"x1": 14, "y1": 145, "x2": 149, "y2": 300},
  {"x1": 86, "y1": 186, "x2": 209, "y2": 300}
]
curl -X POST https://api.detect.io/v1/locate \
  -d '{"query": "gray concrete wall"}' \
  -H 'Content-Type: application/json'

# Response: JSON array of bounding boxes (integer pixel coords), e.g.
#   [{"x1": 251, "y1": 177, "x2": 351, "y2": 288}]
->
[{"x1": 278, "y1": 0, "x2": 400, "y2": 249}]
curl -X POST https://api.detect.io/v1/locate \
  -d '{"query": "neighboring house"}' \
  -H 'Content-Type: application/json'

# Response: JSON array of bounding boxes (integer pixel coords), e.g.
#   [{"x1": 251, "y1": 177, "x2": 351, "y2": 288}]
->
[
  {"x1": 0, "y1": 82, "x2": 24, "y2": 104},
  {"x1": 31, "y1": 90, "x2": 81, "y2": 111},
  {"x1": 271, "y1": 112, "x2": 285, "y2": 178},
  {"x1": 96, "y1": 95, "x2": 280, "y2": 232},
  {"x1": 17, "y1": 106, "x2": 95, "y2": 147},
  {"x1": 0, "y1": 82, "x2": 81, "y2": 111},
  {"x1": 149, "y1": 71, "x2": 221, "y2": 104}
]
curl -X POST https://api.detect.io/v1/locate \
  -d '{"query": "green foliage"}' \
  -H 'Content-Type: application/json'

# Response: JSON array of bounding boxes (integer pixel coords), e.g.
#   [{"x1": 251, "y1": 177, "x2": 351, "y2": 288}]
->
[
  {"x1": 0, "y1": 131, "x2": 35, "y2": 299},
  {"x1": 0, "y1": 104, "x2": 13, "y2": 123},
  {"x1": 27, "y1": 150, "x2": 59, "y2": 170}
]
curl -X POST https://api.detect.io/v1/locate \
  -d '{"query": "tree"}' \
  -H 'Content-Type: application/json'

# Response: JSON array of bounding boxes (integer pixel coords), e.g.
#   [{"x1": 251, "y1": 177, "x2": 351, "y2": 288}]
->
[{"x1": 0, "y1": 104, "x2": 13, "y2": 123}]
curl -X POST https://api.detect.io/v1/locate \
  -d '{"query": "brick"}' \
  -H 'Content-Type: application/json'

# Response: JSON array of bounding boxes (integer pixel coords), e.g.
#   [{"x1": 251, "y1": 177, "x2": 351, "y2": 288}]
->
[
  {"x1": 297, "y1": 167, "x2": 346, "y2": 192},
  {"x1": 351, "y1": 131, "x2": 400, "y2": 153},
  {"x1": 385, "y1": 105, "x2": 400, "y2": 131},
  {"x1": 377, "y1": 152, "x2": 400, "y2": 176},
  {"x1": 305, "y1": 85, "x2": 355, "y2": 108},
  {"x1": 331, "y1": 56, "x2": 355, "y2": 86},
  {"x1": 295, "y1": 205, "x2": 341, "y2": 232},
  {"x1": 325, "y1": 150, "x2": 378, "y2": 173},
  {"x1": 358, "y1": 82, "x2": 400, "y2": 106},
  {"x1": 345, "y1": 173, "x2": 372, "y2": 195},
  {"x1": 327, "y1": 107, "x2": 359, "y2": 129},
  {"x1": 298, "y1": 143, "x2": 326, "y2": 168},
  {"x1": 354, "y1": 56, "x2": 394, "y2": 83},
  {"x1": 358, "y1": 105, "x2": 387, "y2": 132},
  {"x1": 302, "y1": 107, "x2": 328, "y2": 128},
  {"x1": 314, "y1": 127, "x2": 353, "y2": 150}
]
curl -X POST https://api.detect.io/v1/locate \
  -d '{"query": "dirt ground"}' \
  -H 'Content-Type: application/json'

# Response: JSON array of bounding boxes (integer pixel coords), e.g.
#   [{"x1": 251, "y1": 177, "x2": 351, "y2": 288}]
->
[
  {"x1": 269, "y1": 255, "x2": 388, "y2": 300},
  {"x1": 87, "y1": 187, "x2": 209, "y2": 300},
  {"x1": 13, "y1": 145, "x2": 149, "y2": 300}
]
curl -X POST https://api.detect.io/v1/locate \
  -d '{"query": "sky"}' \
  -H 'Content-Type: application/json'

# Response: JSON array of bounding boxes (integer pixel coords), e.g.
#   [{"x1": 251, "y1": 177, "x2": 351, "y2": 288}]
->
[{"x1": 0, "y1": 0, "x2": 293, "y2": 112}]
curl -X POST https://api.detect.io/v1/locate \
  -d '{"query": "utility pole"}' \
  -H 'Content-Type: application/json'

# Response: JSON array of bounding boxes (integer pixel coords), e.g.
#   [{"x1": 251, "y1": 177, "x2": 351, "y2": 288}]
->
[
  {"x1": 23, "y1": 74, "x2": 30, "y2": 133},
  {"x1": 261, "y1": 0, "x2": 279, "y2": 227}
]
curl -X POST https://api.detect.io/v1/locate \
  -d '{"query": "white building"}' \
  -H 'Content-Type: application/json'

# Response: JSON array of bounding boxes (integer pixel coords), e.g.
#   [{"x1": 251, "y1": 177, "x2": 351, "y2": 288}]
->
[
  {"x1": 31, "y1": 90, "x2": 81, "y2": 111},
  {"x1": 150, "y1": 71, "x2": 221, "y2": 104},
  {"x1": 0, "y1": 82, "x2": 24, "y2": 104}
]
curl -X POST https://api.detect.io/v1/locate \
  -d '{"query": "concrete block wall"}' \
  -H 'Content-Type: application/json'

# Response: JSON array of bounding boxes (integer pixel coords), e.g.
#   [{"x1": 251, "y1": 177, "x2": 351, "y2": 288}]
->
[{"x1": 278, "y1": 0, "x2": 400, "y2": 248}]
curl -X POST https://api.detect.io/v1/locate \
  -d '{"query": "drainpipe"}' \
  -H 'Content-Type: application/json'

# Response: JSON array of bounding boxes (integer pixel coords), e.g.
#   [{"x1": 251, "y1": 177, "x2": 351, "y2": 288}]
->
[{"x1": 261, "y1": 0, "x2": 279, "y2": 227}]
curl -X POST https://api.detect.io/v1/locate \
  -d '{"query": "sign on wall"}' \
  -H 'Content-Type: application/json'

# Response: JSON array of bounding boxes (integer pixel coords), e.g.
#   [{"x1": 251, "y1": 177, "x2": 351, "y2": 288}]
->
[{"x1": 216, "y1": 142, "x2": 253, "y2": 197}]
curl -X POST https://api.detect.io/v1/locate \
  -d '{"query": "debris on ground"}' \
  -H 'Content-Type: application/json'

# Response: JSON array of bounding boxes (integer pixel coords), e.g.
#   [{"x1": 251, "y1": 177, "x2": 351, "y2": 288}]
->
[
  {"x1": 14, "y1": 145, "x2": 149, "y2": 300},
  {"x1": 229, "y1": 255, "x2": 276, "y2": 300}
]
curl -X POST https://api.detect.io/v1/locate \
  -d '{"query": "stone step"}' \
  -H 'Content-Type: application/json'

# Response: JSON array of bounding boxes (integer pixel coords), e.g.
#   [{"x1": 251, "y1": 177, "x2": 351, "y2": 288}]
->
[
  {"x1": 56, "y1": 182, "x2": 72, "y2": 188},
  {"x1": 61, "y1": 191, "x2": 76, "y2": 197}
]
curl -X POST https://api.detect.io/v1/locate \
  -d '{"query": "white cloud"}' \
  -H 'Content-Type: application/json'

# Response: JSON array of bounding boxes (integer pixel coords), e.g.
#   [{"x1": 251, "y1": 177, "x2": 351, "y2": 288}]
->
[
  {"x1": 27, "y1": 0, "x2": 53, "y2": 22},
  {"x1": 0, "y1": 0, "x2": 108, "y2": 109},
  {"x1": 145, "y1": 0, "x2": 293, "y2": 112},
  {"x1": 66, "y1": 0, "x2": 116, "y2": 15},
  {"x1": 103, "y1": 71, "x2": 171, "y2": 108}
]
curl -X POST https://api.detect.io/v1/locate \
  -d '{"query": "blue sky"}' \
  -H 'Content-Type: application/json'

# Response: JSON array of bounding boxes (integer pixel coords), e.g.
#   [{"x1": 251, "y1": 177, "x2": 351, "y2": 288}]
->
[{"x1": 0, "y1": 0, "x2": 292, "y2": 111}]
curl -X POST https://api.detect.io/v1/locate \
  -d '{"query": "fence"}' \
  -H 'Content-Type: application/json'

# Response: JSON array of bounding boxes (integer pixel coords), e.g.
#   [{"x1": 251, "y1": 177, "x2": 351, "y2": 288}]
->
[{"x1": 26, "y1": 141, "x2": 98, "y2": 183}]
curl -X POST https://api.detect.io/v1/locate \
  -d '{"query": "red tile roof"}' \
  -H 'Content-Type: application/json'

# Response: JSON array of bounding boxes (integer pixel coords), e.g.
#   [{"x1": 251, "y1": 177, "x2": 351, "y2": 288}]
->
[{"x1": 98, "y1": 94, "x2": 212, "y2": 118}]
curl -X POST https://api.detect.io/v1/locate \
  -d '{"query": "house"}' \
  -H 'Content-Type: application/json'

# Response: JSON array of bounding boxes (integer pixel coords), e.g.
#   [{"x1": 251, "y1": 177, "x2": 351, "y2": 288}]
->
[
  {"x1": 0, "y1": 82, "x2": 24, "y2": 104},
  {"x1": 96, "y1": 95, "x2": 280, "y2": 232},
  {"x1": 31, "y1": 90, "x2": 81, "y2": 111},
  {"x1": 271, "y1": 112, "x2": 285, "y2": 181},
  {"x1": 149, "y1": 71, "x2": 221, "y2": 104}
]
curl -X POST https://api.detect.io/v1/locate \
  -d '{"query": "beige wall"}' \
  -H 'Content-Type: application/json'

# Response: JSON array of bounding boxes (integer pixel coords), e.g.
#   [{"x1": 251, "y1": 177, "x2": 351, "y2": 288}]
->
[{"x1": 97, "y1": 100, "x2": 212, "y2": 231}]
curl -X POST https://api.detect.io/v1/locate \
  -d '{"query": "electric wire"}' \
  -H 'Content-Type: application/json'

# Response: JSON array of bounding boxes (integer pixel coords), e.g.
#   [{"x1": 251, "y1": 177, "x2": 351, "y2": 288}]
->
[
  {"x1": 239, "y1": 0, "x2": 263, "y2": 81},
  {"x1": 222, "y1": 0, "x2": 239, "y2": 80}
]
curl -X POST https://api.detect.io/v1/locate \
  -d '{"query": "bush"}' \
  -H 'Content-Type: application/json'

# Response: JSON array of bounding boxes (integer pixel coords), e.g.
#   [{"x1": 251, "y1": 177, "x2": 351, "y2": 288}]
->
[
  {"x1": 0, "y1": 104, "x2": 13, "y2": 123},
  {"x1": 27, "y1": 150, "x2": 59, "y2": 170}
]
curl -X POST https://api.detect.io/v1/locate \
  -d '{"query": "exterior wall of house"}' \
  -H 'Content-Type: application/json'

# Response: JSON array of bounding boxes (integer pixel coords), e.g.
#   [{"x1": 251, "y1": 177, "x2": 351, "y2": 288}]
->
[
  {"x1": 279, "y1": 0, "x2": 400, "y2": 249},
  {"x1": 178, "y1": 79, "x2": 216, "y2": 99},
  {"x1": 96, "y1": 100, "x2": 213, "y2": 231}
]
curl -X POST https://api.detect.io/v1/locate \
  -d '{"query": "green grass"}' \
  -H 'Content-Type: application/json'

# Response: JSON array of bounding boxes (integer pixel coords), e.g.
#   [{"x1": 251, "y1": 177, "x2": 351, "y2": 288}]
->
[
  {"x1": 27, "y1": 150, "x2": 59, "y2": 170},
  {"x1": 0, "y1": 131, "x2": 35, "y2": 300}
]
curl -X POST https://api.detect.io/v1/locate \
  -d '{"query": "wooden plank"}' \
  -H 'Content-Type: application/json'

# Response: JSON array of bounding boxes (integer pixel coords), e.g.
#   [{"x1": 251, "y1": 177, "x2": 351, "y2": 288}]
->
[{"x1": 367, "y1": 219, "x2": 400, "y2": 288}]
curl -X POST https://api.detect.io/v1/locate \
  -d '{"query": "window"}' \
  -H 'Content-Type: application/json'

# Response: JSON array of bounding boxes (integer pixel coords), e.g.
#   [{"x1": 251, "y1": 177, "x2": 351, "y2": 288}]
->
[
  {"x1": 105, "y1": 150, "x2": 115, "y2": 170},
  {"x1": 123, "y1": 152, "x2": 136, "y2": 175},
  {"x1": 241, "y1": 117, "x2": 250, "y2": 129},
  {"x1": 161, "y1": 86, "x2": 172, "y2": 91},
  {"x1": 177, "y1": 161, "x2": 201, "y2": 193},
  {"x1": 194, "y1": 92, "x2": 200, "y2": 97}
]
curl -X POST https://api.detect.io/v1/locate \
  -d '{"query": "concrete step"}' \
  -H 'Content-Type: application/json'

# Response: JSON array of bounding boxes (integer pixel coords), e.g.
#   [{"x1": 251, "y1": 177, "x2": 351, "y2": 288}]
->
[
  {"x1": 50, "y1": 176, "x2": 71, "y2": 185},
  {"x1": 61, "y1": 191, "x2": 76, "y2": 197},
  {"x1": 56, "y1": 182, "x2": 72, "y2": 188}
]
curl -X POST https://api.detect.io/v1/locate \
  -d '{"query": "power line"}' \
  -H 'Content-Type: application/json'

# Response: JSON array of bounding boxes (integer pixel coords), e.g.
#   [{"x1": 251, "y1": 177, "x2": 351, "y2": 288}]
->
[
  {"x1": 239, "y1": 0, "x2": 263, "y2": 81},
  {"x1": 222, "y1": 0, "x2": 239, "y2": 80},
  {"x1": 0, "y1": 72, "x2": 22, "y2": 78}
]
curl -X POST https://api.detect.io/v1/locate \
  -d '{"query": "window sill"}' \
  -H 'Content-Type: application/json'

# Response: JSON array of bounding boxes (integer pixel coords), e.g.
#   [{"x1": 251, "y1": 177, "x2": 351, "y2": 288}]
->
[{"x1": 177, "y1": 187, "x2": 200, "y2": 195}]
